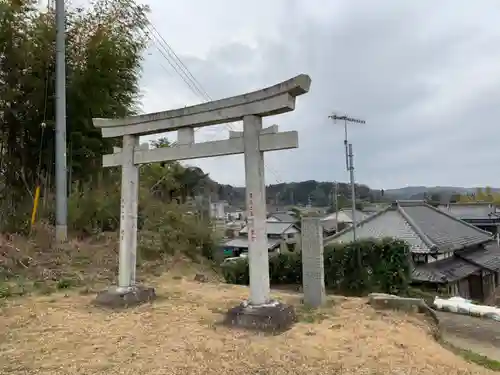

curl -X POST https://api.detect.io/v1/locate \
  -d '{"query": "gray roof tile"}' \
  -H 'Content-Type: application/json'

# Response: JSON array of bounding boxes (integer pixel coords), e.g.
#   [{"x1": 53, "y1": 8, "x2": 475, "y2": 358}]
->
[
  {"x1": 399, "y1": 202, "x2": 492, "y2": 251},
  {"x1": 456, "y1": 242, "x2": 500, "y2": 271},
  {"x1": 412, "y1": 257, "x2": 481, "y2": 283},
  {"x1": 325, "y1": 200, "x2": 492, "y2": 253},
  {"x1": 223, "y1": 238, "x2": 280, "y2": 250},
  {"x1": 339, "y1": 208, "x2": 368, "y2": 221},
  {"x1": 268, "y1": 212, "x2": 297, "y2": 223},
  {"x1": 437, "y1": 203, "x2": 500, "y2": 220},
  {"x1": 240, "y1": 221, "x2": 299, "y2": 235}
]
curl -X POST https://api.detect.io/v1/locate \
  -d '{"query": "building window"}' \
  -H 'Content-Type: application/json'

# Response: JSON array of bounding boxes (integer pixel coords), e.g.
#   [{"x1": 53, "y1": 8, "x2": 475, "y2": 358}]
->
[
  {"x1": 412, "y1": 254, "x2": 427, "y2": 264},
  {"x1": 287, "y1": 233, "x2": 294, "y2": 239}
]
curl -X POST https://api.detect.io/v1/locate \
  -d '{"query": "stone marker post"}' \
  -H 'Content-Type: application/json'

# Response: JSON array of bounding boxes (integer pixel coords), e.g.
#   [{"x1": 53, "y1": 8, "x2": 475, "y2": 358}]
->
[
  {"x1": 301, "y1": 217, "x2": 326, "y2": 307},
  {"x1": 119, "y1": 134, "x2": 139, "y2": 290}
]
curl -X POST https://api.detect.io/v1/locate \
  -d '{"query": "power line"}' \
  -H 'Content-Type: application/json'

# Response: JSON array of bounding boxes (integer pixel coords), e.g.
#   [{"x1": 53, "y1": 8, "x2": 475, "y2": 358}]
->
[
  {"x1": 145, "y1": 24, "x2": 210, "y2": 103},
  {"x1": 147, "y1": 23, "x2": 212, "y2": 101},
  {"x1": 121, "y1": 2, "x2": 286, "y2": 185},
  {"x1": 142, "y1": 12, "x2": 285, "y2": 184}
]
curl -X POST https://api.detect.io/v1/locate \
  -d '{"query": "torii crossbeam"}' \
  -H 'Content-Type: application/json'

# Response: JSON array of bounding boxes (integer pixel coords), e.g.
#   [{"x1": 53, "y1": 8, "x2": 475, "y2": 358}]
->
[{"x1": 92, "y1": 74, "x2": 311, "y2": 331}]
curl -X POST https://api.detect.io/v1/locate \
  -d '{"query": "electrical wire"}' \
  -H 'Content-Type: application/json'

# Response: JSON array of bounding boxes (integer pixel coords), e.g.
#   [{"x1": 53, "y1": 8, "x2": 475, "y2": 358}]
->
[
  {"x1": 31, "y1": 0, "x2": 52, "y2": 227},
  {"x1": 127, "y1": 2, "x2": 285, "y2": 184}
]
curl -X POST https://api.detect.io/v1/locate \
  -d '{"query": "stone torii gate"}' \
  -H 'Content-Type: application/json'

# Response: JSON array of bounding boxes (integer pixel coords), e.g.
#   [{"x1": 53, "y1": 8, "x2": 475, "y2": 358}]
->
[{"x1": 92, "y1": 74, "x2": 311, "y2": 329}]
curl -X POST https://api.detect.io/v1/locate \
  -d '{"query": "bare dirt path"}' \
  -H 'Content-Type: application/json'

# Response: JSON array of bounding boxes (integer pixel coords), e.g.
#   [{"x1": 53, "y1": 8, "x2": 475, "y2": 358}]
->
[{"x1": 436, "y1": 311, "x2": 500, "y2": 361}]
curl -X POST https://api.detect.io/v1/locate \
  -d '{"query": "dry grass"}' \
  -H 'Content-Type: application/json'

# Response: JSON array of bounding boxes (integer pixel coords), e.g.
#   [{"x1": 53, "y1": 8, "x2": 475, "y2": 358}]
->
[
  {"x1": 0, "y1": 275, "x2": 496, "y2": 375},
  {"x1": 0, "y1": 228, "x2": 220, "y2": 296}
]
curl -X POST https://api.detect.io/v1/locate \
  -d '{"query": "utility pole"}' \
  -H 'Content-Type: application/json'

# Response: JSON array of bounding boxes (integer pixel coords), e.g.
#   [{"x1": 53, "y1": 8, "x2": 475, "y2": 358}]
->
[
  {"x1": 328, "y1": 113, "x2": 365, "y2": 229},
  {"x1": 347, "y1": 144, "x2": 357, "y2": 241},
  {"x1": 348, "y1": 143, "x2": 362, "y2": 270},
  {"x1": 328, "y1": 113, "x2": 366, "y2": 172},
  {"x1": 55, "y1": 0, "x2": 68, "y2": 242},
  {"x1": 332, "y1": 182, "x2": 339, "y2": 232}
]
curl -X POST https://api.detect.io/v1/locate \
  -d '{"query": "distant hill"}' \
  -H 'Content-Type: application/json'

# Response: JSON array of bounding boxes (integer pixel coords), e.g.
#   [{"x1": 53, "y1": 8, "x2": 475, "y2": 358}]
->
[
  {"x1": 215, "y1": 180, "x2": 373, "y2": 208},
  {"x1": 384, "y1": 186, "x2": 500, "y2": 200},
  {"x1": 214, "y1": 180, "x2": 500, "y2": 207}
]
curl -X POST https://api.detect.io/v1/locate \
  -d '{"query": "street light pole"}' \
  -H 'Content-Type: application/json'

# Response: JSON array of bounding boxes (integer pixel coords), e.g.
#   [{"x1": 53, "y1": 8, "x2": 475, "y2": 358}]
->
[{"x1": 55, "y1": 0, "x2": 68, "y2": 242}]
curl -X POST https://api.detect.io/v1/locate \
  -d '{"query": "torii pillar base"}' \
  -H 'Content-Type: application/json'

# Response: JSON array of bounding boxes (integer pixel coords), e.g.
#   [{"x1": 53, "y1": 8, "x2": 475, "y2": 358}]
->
[
  {"x1": 223, "y1": 300, "x2": 297, "y2": 334},
  {"x1": 93, "y1": 285, "x2": 156, "y2": 309}
]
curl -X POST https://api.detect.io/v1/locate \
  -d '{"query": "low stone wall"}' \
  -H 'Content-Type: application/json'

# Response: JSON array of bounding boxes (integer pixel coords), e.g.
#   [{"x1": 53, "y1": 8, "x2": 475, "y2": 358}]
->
[{"x1": 368, "y1": 293, "x2": 440, "y2": 339}]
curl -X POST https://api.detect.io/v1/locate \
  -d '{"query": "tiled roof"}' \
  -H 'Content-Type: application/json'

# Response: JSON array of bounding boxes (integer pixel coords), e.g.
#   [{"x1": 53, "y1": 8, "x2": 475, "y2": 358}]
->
[
  {"x1": 456, "y1": 242, "x2": 500, "y2": 271},
  {"x1": 412, "y1": 257, "x2": 481, "y2": 283},
  {"x1": 362, "y1": 204, "x2": 389, "y2": 213},
  {"x1": 321, "y1": 219, "x2": 337, "y2": 232},
  {"x1": 437, "y1": 203, "x2": 500, "y2": 220},
  {"x1": 240, "y1": 221, "x2": 299, "y2": 235},
  {"x1": 325, "y1": 200, "x2": 493, "y2": 253},
  {"x1": 339, "y1": 209, "x2": 368, "y2": 221},
  {"x1": 223, "y1": 238, "x2": 281, "y2": 250},
  {"x1": 322, "y1": 209, "x2": 367, "y2": 223},
  {"x1": 268, "y1": 212, "x2": 297, "y2": 223}
]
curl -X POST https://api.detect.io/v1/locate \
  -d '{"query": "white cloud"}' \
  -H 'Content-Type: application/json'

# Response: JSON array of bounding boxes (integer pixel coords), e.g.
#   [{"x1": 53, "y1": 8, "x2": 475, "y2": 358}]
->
[{"x1": 89, "y1": 0, "x2": 500, "y2": 188}]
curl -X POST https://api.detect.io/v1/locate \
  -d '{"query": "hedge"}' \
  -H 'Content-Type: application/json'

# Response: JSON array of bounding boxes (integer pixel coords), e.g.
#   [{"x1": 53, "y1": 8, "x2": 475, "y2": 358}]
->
[{"x1": 221, "y1": 238, "x2": 411, "y2": 296}]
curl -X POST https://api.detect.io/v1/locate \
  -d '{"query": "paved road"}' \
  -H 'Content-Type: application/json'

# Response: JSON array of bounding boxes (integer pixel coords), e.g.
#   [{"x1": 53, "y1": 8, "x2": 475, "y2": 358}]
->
[
  {"x1": 436, "y1": 311, "x2": 500, "y2": 346},
  {"x1": 436, "y1": 311, "x2": 500, "y2": 360}
]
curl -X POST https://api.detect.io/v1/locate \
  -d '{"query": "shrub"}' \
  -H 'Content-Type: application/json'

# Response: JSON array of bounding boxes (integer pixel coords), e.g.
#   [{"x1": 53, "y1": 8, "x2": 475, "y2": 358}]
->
[
  {"x1": 221, "y1": 258, "x2": 250, "y2": 285},
  {"x1": 68, "y1": 182, "x2": 121, "y2": 235},
  {"x1": 221, "y1": 238, "x2": 411, "y2": 296},
  {"x1": 64, "y1": 177, "x2": 219, "y2": 261},
  {"x1": 139, "y1": 198, "x2": 218, "y2": 261}
]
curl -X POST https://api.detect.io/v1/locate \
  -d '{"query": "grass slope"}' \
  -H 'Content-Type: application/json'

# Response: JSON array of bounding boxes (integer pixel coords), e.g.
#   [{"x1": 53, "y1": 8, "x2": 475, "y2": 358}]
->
[{"x1": 0, "y1": 275, "x2": 497, "y2": 375}]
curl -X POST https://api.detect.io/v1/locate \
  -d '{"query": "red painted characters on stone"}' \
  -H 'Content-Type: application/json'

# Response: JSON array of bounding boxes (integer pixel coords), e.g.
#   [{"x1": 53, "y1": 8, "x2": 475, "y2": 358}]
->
[{"x1": 248, "y1": 192, "x2": 254, "y2": 217}]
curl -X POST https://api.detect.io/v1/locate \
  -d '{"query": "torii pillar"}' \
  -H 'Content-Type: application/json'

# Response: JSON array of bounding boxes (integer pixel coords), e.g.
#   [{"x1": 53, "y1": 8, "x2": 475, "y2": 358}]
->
[{"x1": 91, "y1": 75, "x2": 311, "y2": 331}]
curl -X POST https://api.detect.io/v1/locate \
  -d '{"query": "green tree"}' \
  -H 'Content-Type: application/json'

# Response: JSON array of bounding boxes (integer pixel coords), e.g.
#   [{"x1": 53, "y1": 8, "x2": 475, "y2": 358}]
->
[{"x1": 0, "y1": 0, "x2": 149, "y2": 229}]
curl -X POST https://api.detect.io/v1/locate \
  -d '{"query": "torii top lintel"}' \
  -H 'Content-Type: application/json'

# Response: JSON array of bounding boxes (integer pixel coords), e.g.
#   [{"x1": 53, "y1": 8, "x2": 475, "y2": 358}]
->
[{"x1": 92, "y1": 74, "x2": 311, "y2": 138}]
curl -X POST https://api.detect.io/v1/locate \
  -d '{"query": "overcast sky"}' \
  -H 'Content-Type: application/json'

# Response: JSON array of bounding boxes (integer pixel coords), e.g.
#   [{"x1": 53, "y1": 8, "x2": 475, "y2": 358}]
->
[{"x1": 91, "y1": 0, "x2": 500, "y2": 188}]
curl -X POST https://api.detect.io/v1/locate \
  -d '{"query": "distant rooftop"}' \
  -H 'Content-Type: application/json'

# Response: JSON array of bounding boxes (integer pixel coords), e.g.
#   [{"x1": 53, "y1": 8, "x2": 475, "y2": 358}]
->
[
  {"x1": 326, "y1": 200, "x2": 493, "y2": 253},
  {"x1": 240, "y1": 221, "x2": 299, "y2": 235},
  {"x1": 223, "y1": 237, "x2": 280, "y2": 250},
  {"x1": 322, "y1": 209, "x2": 367, "y2": 223},
  {"x1": 437, "y1": 203, "x2": 500, "y2": 220},
  {"x1": 267, "y1": 212, "x2": 297, "y2": 223}
]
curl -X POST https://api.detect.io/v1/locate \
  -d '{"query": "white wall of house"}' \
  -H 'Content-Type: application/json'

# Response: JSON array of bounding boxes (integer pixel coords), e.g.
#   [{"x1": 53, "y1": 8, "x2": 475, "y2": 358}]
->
[
  {"x1": 267, "y1": 216, "x2": 280, "y2": 222},
  {"x1": 283, "y1": 226, "x2": 299, "y2": 235},
  {"x1": 210, "y1": 201, "x2": 226, "y2": 220},
  {"x1": 427, "y1": 252, "x2": 454, "y2": 263},
  {"x1": 226, "y1": 210, "x2": 245, "y2": 221}
]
